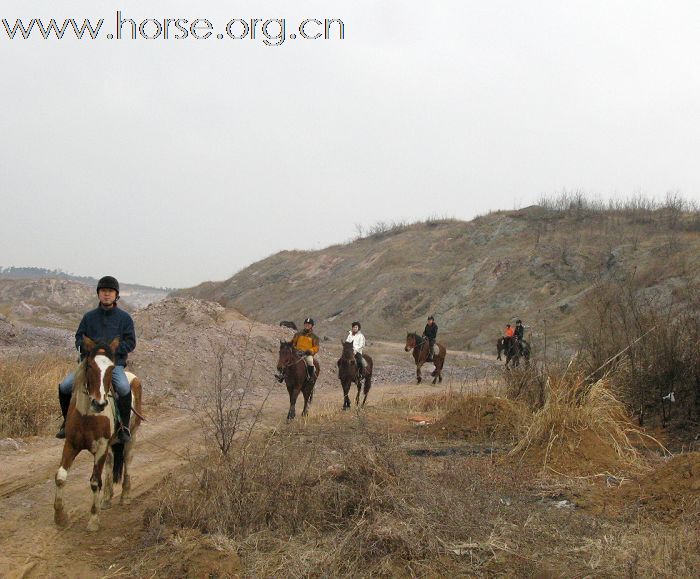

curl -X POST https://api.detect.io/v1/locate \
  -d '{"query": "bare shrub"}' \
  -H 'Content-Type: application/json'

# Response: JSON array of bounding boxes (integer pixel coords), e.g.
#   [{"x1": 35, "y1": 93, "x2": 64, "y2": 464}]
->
[
  {"x1": 577, "y1": 280, "x2": 700, "y2": 426},
  {"x1": 503, "y1": 364, "x2": 549, "y2": 411},
  {"x1": 182, "y1": 326, "x2": 271, "y2": 457},
  {"x1": 0, "y1": 354, "x2": 74, "y2": 437}
]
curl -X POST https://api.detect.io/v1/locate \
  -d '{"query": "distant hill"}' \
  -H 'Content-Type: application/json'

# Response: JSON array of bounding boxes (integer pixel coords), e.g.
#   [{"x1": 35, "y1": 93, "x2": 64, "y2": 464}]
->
[
  {"x1": 0, "y1": 267, "x2": 170, "y2": 309},
  {"x1": 174, "y1": 202, "x2": 700, "y2": 353}
]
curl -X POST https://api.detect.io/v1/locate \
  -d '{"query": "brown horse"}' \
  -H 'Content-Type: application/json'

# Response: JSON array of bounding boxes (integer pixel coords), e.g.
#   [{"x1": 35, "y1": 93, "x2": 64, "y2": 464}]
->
[
  {"x1": 337, "y1": 341, "x2": 373, "y2": 409},
  {"x1": 276, "y1": 341, "x2": 320, "y2": 420},
  {"x1": 405, "y1": 333, "x2": 446, "y2": 384},
  {"x1": 500, "y1": 336, "x2": 531, "y2": 368},
  {"x1": 54, "y1": 336, "x2": 142, "y2": 531}
]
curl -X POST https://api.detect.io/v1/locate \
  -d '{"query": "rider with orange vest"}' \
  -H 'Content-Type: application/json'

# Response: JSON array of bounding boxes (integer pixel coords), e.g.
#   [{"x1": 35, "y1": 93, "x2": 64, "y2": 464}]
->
[
  {"x1": 504, "y1": 324, "x2": 515, "y2": 338},
  {"x1": 291, "y1": 317, "x2": 320, "y2": 384}
]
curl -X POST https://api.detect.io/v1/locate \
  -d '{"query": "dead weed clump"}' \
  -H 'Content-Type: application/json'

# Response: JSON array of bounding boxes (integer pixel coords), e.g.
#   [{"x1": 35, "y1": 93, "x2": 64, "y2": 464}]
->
[
  {"x1": 427, "y1": 395, "x2": 529, "y2": 444},
  {"x1": 0, "y1": 355, "x2": 74, "y2": 437},
  {"x1": 509, "y1": 374, "x2": 652, "y2": 477},
  {"x1": 146, "y1": 417, "x2": 524, "y2": 577}
]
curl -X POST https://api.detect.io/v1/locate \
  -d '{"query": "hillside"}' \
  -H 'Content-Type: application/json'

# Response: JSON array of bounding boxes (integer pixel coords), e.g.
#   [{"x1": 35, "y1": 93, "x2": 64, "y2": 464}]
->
[
  {"x1": 0, "y1": 268, "x2": 170, "y2": 309},
  {"x1": 175, "y1": 204, "x2": 700, "y2": 352}
]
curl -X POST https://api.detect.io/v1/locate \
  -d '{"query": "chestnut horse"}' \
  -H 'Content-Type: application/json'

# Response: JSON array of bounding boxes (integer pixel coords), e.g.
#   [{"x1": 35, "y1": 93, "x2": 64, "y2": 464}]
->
[
  {"x1": 405, "y1": 333, "x2": 446, "y2": 384},
  {"x1": 54, "y1": 337, "x2": 142, "y2": 531},
  {"x1": 276, "y1": 341, "x2": 320, "y2": 420},
  {"x1": 337, "y1": 341, "x2": 373, "y2": 409}
]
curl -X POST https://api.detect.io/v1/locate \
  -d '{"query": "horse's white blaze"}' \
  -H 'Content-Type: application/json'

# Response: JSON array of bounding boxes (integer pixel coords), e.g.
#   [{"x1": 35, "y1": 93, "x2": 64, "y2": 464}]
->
[
  {"x1": 94, "y1": 355, "x2": 113, "y2": 403},
  {"x1": 57, "y1": 466, "x2": 68, "y2": 482}
]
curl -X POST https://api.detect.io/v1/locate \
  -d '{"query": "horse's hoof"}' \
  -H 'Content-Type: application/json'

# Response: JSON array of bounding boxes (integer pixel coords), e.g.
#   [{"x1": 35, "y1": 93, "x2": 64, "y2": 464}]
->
[
  {"x1": 101, "y1": 499, "x2": 112, "y2": 510},
  {"x1": 86, "y1": 519, "x2": 99, "y2": 532},
  {"x1": 417, "y1": 378, "x2": 422, "y2": 384},
  {"x1": 120, "y1": 496, "x2": 131, "y2": 506},
  {"x1": 54, "y1": 510, "x2": 68, "y2": 527}
]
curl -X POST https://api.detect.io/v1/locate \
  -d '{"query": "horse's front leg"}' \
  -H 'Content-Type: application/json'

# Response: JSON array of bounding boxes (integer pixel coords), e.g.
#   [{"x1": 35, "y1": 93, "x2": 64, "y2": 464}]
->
[
  {"x1": 340, "y1": 379, "x2": 351, "y2": 409},
  {"x1": 416, "y1": 363, "x2": 422, "y2": 384},
  {"x1": 355, "y1": 380, "x2": 362, "y2": 406},
  {"x1": 54, "y1": 443, "x2": 79, "y2": 527},
  {"x1": 287, "y1": 386, "x2": 300, "y2": 420},
  {"x1": 87, "y1": 439, "x2": 109, "y2": 532}
]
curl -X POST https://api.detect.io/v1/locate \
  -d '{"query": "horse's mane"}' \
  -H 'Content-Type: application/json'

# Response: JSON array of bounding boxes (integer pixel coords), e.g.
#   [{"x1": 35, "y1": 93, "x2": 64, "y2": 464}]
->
[{"x1": 72, "y1": 359, "x2": 88, "y2": 399}]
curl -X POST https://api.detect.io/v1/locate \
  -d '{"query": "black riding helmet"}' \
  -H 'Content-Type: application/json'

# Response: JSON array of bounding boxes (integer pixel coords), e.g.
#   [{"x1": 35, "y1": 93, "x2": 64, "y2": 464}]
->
[
  {"x1": 304, "y1": 317, "x2": 314, "y2": 326},
  {"x1": 352, "y1": 321, "x2": 361, "y2": 330},
  {"x1": 97, "y1": 276, "x2": 120, "y2": 294}
]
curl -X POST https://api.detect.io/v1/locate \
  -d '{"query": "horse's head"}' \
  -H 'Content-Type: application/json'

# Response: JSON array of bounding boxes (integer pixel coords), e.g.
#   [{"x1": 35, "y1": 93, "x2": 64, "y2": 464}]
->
[
  {"x1": 82, "y1": 336, "x2": 119, "y2": 413},
  {"x1": 277, "y1": 341, "x2": 295, "y2": 372},
  {"x1": 405, "y1": 333, "x2": 418, "y2": 352},
  {"x1": 341, "y1": 341, "x2": 355, "y2": 359}
]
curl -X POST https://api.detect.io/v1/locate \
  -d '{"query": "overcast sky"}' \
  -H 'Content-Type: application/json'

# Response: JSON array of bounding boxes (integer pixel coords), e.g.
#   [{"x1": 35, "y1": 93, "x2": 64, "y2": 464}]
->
[{"x1": 2, "y1": 1, "x2": 699, "y2": 288}]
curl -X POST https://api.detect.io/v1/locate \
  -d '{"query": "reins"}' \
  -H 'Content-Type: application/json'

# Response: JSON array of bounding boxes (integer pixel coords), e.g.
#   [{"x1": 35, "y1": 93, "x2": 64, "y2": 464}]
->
[{"x1": 279, "y1": 349, "x2": 307, "y2": 369}]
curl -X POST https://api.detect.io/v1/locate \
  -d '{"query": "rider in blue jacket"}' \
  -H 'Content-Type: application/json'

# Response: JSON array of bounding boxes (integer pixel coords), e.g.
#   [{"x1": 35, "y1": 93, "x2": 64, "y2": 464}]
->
[{"x1": 56, "y1": 276, "x2": 136, "y2": 442}]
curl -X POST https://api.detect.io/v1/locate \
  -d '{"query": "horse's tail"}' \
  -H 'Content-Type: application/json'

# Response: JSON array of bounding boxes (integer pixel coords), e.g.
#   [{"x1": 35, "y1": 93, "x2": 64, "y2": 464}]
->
[{"x1": 112, "y1": 442, "x2": 125, "y2": 484}]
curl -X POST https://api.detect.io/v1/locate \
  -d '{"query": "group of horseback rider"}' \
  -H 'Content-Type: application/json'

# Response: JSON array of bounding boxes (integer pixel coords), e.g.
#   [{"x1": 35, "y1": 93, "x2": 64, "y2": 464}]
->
[
  {"x1": 504, "y1": 319, "x2": 525, "y2": 343},
  {"x1": 55, "y1": 274, "x2": 526, "y2": 437}
]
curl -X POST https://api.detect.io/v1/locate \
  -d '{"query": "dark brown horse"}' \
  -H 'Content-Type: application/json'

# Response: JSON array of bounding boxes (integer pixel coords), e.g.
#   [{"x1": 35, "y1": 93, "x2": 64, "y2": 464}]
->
[
  {"x1": 54, "y1": 336, "x2": 142, "y2": 530},
  {"x1": 496, "y1": 337, "x2": 505, "y2": 360},
  {"x1": 405, "y1": 333, "x2": 446, "y2": 384},
  {"x1": 276, "y1": 341, "x2": 320, "y2": 420},
  {"x1": 500, "y1": 336, "x2": 531, "y2": 368},
  {"x1": 337, "y1": 341, "x2": 373, "y2": 409}
]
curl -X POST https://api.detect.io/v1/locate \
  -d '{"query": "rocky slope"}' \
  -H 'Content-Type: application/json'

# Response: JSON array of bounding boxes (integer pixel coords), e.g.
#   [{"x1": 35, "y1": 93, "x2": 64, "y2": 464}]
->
[{"x1": 174, "y1": 206, "x2": 700, "y2": 352}]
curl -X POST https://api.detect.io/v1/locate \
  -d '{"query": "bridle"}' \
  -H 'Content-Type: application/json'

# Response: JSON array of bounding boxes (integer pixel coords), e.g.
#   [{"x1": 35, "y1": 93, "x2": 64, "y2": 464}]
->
[{"x1": 278, "y1": 346, "x2": 307, "y2": 369}]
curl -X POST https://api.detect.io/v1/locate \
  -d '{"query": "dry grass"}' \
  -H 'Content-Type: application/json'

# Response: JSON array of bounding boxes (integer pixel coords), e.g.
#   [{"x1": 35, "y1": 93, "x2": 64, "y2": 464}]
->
[
  {"x1": 509, "y1": 371, "x2": 655, "y2": 477},
  {"x1": 144, "y1": 409, "x2": 540, "y2": 577},
  {"x1": 0, "y1": 354, "x2": 74, "y2": 437},
  {"x1": 136, "y1": 387, "x2": 700, "y2": 577}
]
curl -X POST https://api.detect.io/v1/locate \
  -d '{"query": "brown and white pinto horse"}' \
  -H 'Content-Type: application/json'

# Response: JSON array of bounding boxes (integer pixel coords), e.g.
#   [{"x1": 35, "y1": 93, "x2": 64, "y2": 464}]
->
[
  {"x1": 54, "y1": 336, "x2": 142, "y2": 531},
  {"x1": 337, "y1": 341, "x2": 373, "y2": 409},
  {"x1": 276, "y1": 341, "x2": 319, "y2": 420},
  {"x1": 405, "y1": 332, "x2": 446, "y2": 384}
]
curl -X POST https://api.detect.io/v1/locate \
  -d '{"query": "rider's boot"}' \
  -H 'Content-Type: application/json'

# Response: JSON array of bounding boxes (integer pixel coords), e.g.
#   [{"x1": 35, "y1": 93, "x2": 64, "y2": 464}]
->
[
  {"x1": 116, "y1": 391, "x2": 132, "y2": 444},
  {"x1": 55, "y1": 386, "x2": 71, "y2": 439},
  {"x1": 305, "y1": 365, "x2": 316, "y2": 386}
]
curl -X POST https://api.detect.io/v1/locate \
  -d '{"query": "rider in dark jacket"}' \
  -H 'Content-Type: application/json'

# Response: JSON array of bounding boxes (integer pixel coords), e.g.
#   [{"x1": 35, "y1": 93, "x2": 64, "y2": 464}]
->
[
  {"x1": 56, "y1": 276, "x2": 136, "y2": 442},
  {"x1": 514, "y1": 320, "x2": 525, "y2": 342},
  {"x1": 423, "y1": 315, "x2": 438, "y2": 362}
]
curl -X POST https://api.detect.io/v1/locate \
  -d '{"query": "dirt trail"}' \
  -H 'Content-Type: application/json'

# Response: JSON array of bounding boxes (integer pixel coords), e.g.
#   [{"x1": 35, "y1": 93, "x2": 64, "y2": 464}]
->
[{"x1": 0, "y1": 380, "x2": 444, "y2": 578}]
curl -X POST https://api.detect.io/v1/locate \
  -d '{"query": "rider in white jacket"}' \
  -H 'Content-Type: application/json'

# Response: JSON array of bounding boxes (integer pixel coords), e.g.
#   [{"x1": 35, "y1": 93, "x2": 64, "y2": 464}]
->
[{"x1": 346, "y1": 322, "x2": 367, "y2": 374}]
